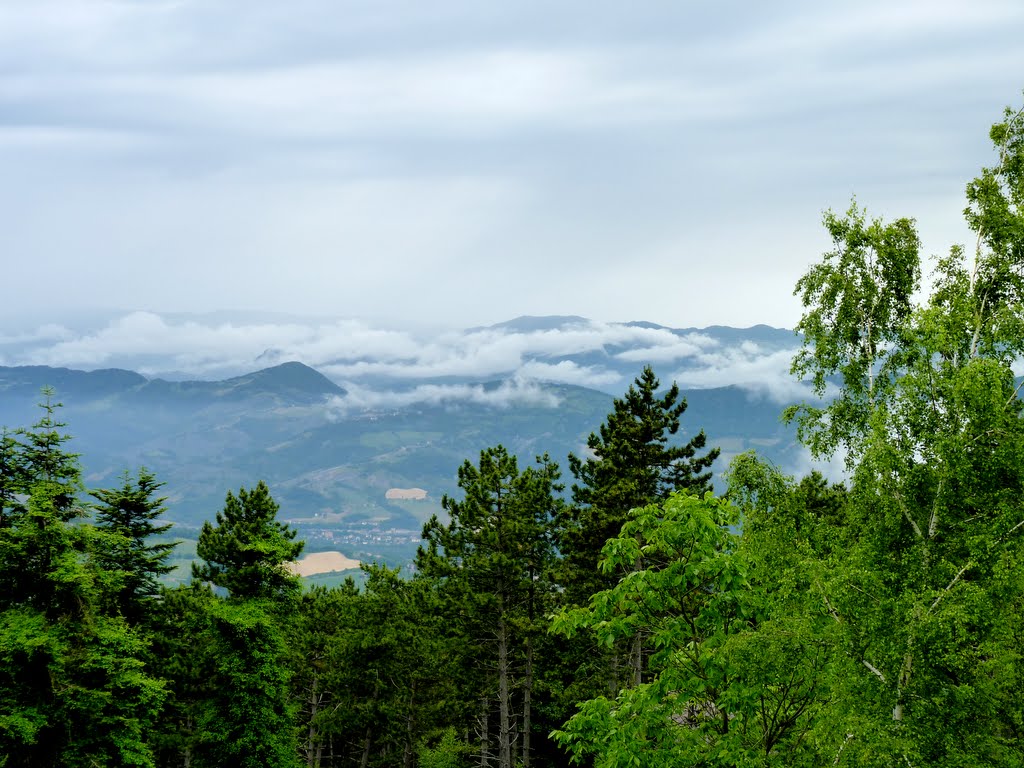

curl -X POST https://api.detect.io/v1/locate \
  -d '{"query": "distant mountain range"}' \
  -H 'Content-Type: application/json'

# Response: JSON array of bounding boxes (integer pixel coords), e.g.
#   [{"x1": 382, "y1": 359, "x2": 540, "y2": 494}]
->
[{"x1": 0, "y1": 316, "x2": 817, "y2": 565}]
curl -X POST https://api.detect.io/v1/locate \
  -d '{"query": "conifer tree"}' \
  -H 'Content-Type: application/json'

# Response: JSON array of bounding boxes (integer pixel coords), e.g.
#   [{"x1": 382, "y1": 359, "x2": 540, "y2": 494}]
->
[
  {"x1": 417, "y1": 446, "x2": 563, "y2": 768},
  {"x1": 192, "y1": 480, "x2": 303, "y2": 600},
  {"x1": 16, "y1": 387, "x2": 81, "y2": 520},
  {"x1": 0, "y1": 483, "x2": 165, "y2": 767},
  {"x1": 0, "y1": 427, "x2": 25, "y2": 527},
  {"x1": 560, "y1": 365, "x2": 719, "y2": 604},
  {"x1": 91, "y1": 468, "x2": 177, "y2": 623}
]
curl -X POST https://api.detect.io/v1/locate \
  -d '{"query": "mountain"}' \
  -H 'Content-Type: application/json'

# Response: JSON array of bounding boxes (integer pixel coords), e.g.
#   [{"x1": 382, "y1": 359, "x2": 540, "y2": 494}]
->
[{"x1": 0, "y1": 319, "x2": 817, "y2": 566}]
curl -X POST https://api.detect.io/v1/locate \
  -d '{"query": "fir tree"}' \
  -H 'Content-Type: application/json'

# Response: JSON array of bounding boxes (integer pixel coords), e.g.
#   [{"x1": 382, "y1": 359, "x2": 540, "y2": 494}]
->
[{"x1": 91, "y1": 468, "x2": 177, "y2": 624}]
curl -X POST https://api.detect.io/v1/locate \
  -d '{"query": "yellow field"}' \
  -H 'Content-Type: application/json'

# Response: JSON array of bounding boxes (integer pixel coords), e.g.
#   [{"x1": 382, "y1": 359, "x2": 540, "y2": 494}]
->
[{"x1": 287, "y1": 551, "x2": 362, "y2": 577}]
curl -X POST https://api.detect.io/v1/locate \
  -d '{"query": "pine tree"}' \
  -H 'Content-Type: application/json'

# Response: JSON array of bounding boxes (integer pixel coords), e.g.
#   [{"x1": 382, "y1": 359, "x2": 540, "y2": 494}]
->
[
  {"x1": 417, "y1": 446, "x2": 563, "y2": 768},
  {"x1": 16, "y1": 387, "x2": 81, "y2": 520},
  {"x1": 192, "y1": 480, "x2": 303, "y2": 600},
  {"x1": 560, "y1": 365, "x2": 719, "y2": 603},
  {"x1": 0, "y1": 427, "x2": 25, "y2": 527},
  {"x1": 0, "y1": 484, "x2": 165, "y2": 767},
  {"x1": 198, "y1": 600, "x2": 300, "y2": 768}
]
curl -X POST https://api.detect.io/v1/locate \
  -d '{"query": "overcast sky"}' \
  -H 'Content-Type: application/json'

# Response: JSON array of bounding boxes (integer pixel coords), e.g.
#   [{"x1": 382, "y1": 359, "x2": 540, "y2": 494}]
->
[{"x1": 3, "y1": 1, "x2": 1024, "y2": 331}]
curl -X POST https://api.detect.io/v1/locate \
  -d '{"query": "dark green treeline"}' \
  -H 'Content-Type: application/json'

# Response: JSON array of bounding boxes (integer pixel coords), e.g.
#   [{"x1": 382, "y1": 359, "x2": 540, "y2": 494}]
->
[{"x1": 0, "y1": 366, "x2": 714, "y2": 768}]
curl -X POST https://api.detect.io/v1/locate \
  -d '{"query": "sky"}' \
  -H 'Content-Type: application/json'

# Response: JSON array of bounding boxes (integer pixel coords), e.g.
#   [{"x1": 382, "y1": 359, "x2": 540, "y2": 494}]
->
[{"x1": 3, "y1": 1, "x2": 1024, "y2": 333}]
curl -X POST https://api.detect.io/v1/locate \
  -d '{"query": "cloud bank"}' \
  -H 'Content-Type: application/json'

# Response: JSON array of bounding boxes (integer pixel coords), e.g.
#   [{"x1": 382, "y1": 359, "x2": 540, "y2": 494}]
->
[{"x1": 0, "y1": 312, "x2": 809, "y2": 405}]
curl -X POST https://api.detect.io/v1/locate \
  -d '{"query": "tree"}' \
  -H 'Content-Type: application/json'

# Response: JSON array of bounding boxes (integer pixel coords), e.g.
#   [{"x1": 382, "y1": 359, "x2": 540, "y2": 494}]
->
[
  {"x1": 15, "y1": 387, "x2": 82, "y2": 520},
  {"x1": 192, "y1": 480, "x2": 303, "y2": 600},
  {"x1": 561, "y1": 366, "x2": 719, "y2": 604},
  {"x1": 197, "y1": 600, "x2": 300, "y2": 768},
  {"x1": 781, "y1": 99, "x2": 1024, "y2": 764},
  {"x1": 147, "y1": 584, "x2": 219, "y2": 768},
  {"x1": 91, "y1": 468, "x2": 176, "y2": 624},
  {"x1": 0, "y1": 483, "x2": 165, "y2": 767},
  {"x1": 417, "y1": 446, "x2": 563, "y2": 768},
  {"x1": 553, "y1": 491, "x2": 810, "y2": 767},
  {"x1": 0, "y1": 427, "x2": 25, "y2": 527},
  {"x1": 555, "y1": 366, "x2": 719, "y2": 706}
]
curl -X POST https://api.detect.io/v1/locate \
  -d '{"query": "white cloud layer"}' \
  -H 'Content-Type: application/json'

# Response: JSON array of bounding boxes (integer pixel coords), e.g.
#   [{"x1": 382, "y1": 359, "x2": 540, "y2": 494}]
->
[
  {"x1": 325, "y1": 377, "x2": 561, "y2": 415},
  {"x1": 0, "y1": 312, "x2": 806, "y2": 401}
]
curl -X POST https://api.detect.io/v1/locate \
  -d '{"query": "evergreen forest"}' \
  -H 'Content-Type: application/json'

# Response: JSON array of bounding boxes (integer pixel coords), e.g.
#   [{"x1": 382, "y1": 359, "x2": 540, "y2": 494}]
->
[{"x1": 4, "y1": 99, "x2": 1024, "y2": 768}]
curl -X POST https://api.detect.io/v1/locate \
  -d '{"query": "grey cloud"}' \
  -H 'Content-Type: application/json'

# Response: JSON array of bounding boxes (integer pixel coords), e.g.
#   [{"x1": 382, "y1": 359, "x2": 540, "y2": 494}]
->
[
  {"x1": 2, "y1": 1, "x2": 1023, "y2": 331},
  {"x1": 515, "y1": 361, "x2": 622, "y2": 389},
  {"x1": 2, "y1": 314, "x2": 799, "y2": 399},
  {"x1": 615, "y1": 334, "x2": 720, "y2": 363}
]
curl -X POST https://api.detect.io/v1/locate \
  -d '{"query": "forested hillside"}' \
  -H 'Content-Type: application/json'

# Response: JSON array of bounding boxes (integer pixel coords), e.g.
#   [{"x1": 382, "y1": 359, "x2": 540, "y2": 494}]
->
[
  {"x1": 0, "y1": 356, "x2": 806, "y2": 571},
  {"x1": 3, "y1": 99, "x2": 1024, "y2": 768}
]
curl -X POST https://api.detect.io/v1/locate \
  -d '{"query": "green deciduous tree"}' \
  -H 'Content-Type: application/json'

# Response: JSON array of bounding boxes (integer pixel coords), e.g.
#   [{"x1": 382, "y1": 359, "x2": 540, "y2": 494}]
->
[
  {"x1": 782, "y1": 99, "x2": 1024, "y2": 765},
  {"x1": 554, "y1": 492, "x2": 776, "y2": 766},
  {"x1": 192, "y1": 480, "x2": 303, "y2": 600}
]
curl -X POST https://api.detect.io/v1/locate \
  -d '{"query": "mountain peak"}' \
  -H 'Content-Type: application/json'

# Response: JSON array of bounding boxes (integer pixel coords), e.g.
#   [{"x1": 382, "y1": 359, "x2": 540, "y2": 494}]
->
[{"x1": 223, "y1": 361, "x2": 345, "y2": 398}]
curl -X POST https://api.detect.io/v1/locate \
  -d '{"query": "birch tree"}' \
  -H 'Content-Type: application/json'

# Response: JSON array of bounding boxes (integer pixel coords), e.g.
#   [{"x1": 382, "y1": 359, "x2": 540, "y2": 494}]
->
[{"x1": 786, "y1": 99, "x2": 1024, "y2": 766}]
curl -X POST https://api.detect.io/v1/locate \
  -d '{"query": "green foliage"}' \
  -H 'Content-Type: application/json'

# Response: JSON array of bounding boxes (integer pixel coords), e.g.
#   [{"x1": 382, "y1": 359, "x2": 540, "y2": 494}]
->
[
  {"x1": 779, "y1": 97, "x2": 1024, "y2": 765},
  {"x1": 189, "y1": 600, "x2": 299, "y2": 768},
  {"x1": 15, "y1": 388, "x2": 82, "y2": 519},
  {"x1": 417, "y1": 445, "x2": 564, "y2": 768},
  {"x1": 554, "y1": 491, "x2": 821, "y2": 766},
  {"x1": 0, "y1": 483, "x2": 165, "y2": 767},
  {"x1": 147, "y1": 584, "x2": 219, "y2": 767},
  {"x1": 91, "y1": 468, "x2": 177, "y2": 623},
  {"x1": 418, "y1": 727, "x2": 473, "y2": 768},
  {"x1": 561, "y1": 366, "x2": 719, "y2": 602},
  {"x1": 192, "y1": 480, "x2": 304, "y2": 600},
  {"x1": 787, "y1": 201, "x2": 921, "y2": 460}
]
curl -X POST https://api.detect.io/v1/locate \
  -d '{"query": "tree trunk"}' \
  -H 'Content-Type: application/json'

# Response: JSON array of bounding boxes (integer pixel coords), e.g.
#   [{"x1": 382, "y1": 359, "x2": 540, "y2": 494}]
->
[
  {"x1": 630, "y1": 633, "x2": 643, "y2": 688},
  {"x1": 306, "y1": 675, "x2": 320, "y2": 768},
  {"x1": 359, "y1": 725, "x2": 372, "y2": 768},
  {"x1": 479, "y1": 695, "x2": 491, "y2": 768},
  {"x1": 403, "y1": 680, "x2": 417, "y2": 768},
  {"x1": 522, "y1": 637, "x2": 533, "y2": 768},
  {"x1": 498, "y1": 612, "x2": 512, "y2": 768}
]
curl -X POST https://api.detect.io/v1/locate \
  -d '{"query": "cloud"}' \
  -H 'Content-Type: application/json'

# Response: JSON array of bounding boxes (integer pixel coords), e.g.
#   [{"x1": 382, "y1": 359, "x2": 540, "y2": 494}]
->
[
  {"x1": 516, "y1": 360, "x2": 622, "y2": 389},
  {"x1": 4, "y1": 1, "x2": 1023, "y2": 331},
  {"x1": 784, "y1": 445, "x2": 850, "y2": 484},
  {"x1": 324, "y1": 377, "x2": 561, "y2": 415},
  {"x1": 2, "y1": 313, "x2": 807, "y2": 402},
  {"x1": 668, "y1": 346, "x2": 813, "y2": 403},
  {"x1": 0, "y1": 323, "x2": 75, "y2": 346},
  {"x1": 614, "y1": 333, "x2": 719, "y2": 363}
]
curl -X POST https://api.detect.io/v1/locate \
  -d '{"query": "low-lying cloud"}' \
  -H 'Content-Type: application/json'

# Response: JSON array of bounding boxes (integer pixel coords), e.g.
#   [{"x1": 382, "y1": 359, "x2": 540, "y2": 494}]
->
[
  {"x1": 325, "y1": 377, "x2": 561, "y2": 415},
  {"x1": 0, "y1": 311, "x2": 806, "y2": 400}
]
